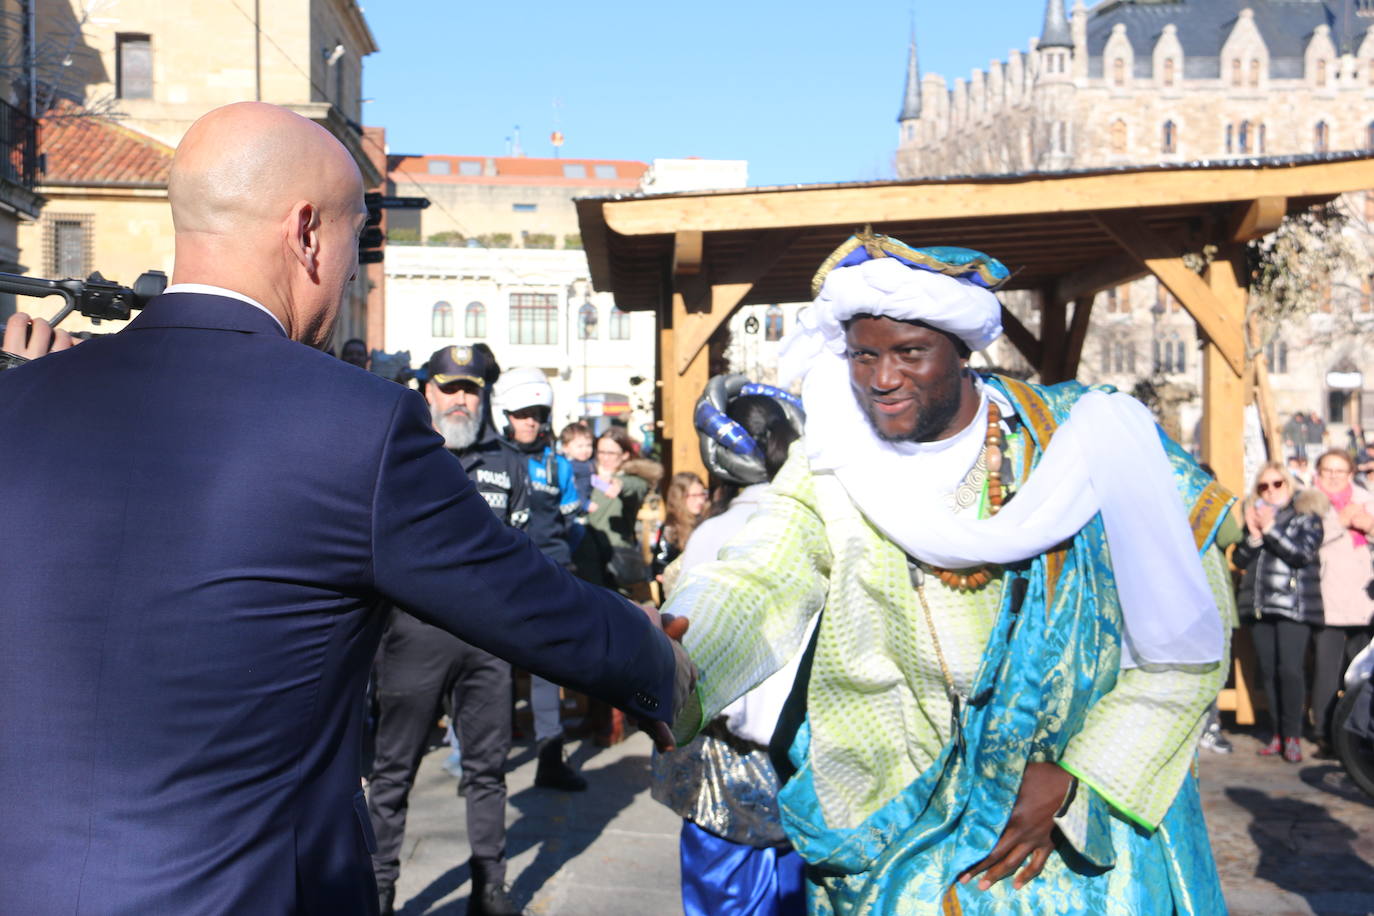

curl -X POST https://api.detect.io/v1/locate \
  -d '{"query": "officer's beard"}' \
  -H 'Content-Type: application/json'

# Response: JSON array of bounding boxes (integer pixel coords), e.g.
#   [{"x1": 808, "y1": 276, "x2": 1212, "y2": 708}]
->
[{"x1": 432, "y1": 405, "x2": 480, "y2": 451}]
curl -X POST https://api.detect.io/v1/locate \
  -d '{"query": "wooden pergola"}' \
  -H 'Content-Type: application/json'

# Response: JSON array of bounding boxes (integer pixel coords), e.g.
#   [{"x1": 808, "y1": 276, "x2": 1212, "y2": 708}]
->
[{"x1": 576, "y1": 153, "x2": 1374, "y2": 723}]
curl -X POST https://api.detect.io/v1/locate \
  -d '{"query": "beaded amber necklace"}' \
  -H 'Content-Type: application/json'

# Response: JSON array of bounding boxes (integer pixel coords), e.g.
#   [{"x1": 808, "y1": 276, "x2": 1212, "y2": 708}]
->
[{"x1": 930, "y1": 400, "x2": 1005, "y2": 591}]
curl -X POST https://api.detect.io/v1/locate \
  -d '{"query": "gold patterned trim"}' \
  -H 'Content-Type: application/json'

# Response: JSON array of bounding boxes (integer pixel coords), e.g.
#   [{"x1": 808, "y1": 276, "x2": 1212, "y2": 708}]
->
[
  {"x1": 1188, "y1": 479, "x2": 1235, "y2": 551},
  {"x1": 941, "y1": 884, "x2": 964, "y2": 916},
  {"x1": 809, "y1": 227, "x2": 1008, "y2": 297}
]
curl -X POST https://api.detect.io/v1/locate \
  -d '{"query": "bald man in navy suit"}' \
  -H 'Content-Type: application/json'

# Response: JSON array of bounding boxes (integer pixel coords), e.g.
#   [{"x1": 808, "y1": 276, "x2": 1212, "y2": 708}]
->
[{"x1": 0, "y1": 102, "x2": 688, "y2": 916}]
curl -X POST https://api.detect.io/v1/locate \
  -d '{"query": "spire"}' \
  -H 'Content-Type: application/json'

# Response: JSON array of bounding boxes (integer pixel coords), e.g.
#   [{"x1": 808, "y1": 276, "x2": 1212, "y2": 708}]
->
[
  {"x1": 1040, "y1": 0, "x2": 1073, "y2": 49},
  {"x1": 898, "y1": 27, "x2": 922, "y2": 122}
]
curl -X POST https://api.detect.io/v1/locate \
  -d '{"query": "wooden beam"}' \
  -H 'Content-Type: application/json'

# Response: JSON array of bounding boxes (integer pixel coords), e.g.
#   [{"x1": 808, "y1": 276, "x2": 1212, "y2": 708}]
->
[
  {"x1": 673, "y1": 230, "x2": 704, "y2": 276},
  {"x1": 1094, "y1": 213, "x2": 1246, "y2": 376},
  {"x1": 1202, "y1": 246, "x2": 1247, "y2": 502},
  {"x1": 1053, "y1": 251, "x2": 1149, "y2": 304},
  {"x1": 999, "y1": 305, "x2": 1043, "y2": 368},
  {"x1": 1229, "y1": 196, "x2": 1287, "y2": 243},
  {"x1": 601, "y1": 157, "x2": 1374, "y2": 236},
  {"x1": 1061, "y1": 297, "x2": 1094, "y2": 380},
  {"x1": 667, "y1": 292, "x2": 711, "y2": 482},
  {"x1": 672, "y1": 233, "x2": 799, "y2": 375}
]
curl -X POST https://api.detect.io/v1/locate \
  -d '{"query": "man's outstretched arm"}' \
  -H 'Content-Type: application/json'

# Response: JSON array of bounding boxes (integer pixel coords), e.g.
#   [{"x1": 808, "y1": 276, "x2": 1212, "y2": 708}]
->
[{"x1": 662, "y1": 447, "x2": 832, "y2": 745}]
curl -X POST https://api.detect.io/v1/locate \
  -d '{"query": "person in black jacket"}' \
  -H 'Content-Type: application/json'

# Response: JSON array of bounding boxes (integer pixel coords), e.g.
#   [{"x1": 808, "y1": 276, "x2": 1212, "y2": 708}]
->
[{"x1": 1234, "y1": 462, "x2": 1328, "y2": 764}]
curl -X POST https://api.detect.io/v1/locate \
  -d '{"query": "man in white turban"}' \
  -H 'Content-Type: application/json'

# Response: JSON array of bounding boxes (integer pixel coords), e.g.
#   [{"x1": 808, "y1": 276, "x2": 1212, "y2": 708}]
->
[{"x1": 662, "y1": 231, "x2": 1237, "y2": 915}]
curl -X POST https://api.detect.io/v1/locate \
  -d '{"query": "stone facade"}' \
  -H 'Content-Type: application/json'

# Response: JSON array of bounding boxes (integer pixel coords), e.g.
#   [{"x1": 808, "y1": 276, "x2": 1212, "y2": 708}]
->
[{"x1": 895, "y1": 0, "x2": 1374, "y2": 451}]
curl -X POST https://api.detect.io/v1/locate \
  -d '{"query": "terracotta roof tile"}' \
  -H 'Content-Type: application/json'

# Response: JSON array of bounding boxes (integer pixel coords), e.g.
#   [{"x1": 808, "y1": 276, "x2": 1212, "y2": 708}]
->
[{"x1": 39, "y1": 102, "x2": 173, "y2": 187}]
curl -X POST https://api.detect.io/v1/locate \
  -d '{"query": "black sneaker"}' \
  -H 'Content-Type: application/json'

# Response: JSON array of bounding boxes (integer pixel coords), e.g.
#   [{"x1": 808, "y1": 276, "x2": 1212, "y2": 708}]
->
[
  {"x1": 468, "y1": 883, "x2": 525, "y2": 916},
  {"x1": 378, "y1": 884, "x2": 396, "y2": 916}
]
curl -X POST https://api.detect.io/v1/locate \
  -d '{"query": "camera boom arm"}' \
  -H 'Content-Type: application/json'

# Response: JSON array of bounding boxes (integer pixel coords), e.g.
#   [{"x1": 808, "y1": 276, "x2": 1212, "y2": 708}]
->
[{"x1": 0, "y1": 269, "x2": 167, "y2": 327}]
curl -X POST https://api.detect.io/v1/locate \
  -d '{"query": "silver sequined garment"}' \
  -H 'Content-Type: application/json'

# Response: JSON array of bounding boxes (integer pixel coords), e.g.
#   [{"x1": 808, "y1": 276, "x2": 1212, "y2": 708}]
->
[{"x1": 650, "y1": 720, "x2": 790, "y2": 848}]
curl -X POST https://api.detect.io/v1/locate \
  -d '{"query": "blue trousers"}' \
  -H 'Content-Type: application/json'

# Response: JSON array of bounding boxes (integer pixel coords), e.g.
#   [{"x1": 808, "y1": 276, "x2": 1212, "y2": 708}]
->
[{"x1": 680, "y1": 820, "x2": 806, "y2": 916}]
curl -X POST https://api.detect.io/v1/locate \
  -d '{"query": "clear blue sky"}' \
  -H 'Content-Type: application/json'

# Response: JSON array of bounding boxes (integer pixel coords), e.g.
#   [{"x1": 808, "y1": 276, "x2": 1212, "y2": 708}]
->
[{"x1": 362, "y1": 1, "x2": 1052, "y2": 187}]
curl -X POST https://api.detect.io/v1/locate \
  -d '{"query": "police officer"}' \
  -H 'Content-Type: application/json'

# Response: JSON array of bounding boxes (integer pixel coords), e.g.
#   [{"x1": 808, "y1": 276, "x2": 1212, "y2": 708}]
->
[
  {"x1": 367, "y1": 345, "x2": 528, "y2": 916},
  {"x1": 493, "y1": 367, "x2": 588, "y2": 792}
]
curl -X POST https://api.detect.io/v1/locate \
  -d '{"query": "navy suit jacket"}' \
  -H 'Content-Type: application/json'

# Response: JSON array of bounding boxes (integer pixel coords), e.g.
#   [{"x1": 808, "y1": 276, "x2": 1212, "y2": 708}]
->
[{"x1": 0, "y1": 294, "x2": 674, "y2": 915}]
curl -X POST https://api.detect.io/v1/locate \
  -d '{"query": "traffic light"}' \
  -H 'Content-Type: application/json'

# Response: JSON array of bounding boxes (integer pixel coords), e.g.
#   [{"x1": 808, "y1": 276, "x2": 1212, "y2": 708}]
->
[{"x1": 360, "y1": 191, "x2": 385, "y2": 264}]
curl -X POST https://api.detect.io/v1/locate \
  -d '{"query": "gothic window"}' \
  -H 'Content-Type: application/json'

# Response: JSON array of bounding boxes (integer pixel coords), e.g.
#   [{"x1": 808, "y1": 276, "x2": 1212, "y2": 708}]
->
[
  {"x1": 1152, "y1": 336, "x2": 1184, "y2": 374},
  {"x1": 1316, "y1": 59, "x2": 1328, "y2": 87},
  {"x1": 1249, "y1": 58, "x2": 1261, "y2": 88},
  {"x1": 1231, "y1": 59, "x2": 1242, "y2": 87},
  {"x1": 464, "y1": 302, "x2": 486, "y2": 338},
  {"x1": 1106, "y1": 338, "x2": 1136, "y2": 374},
  {"x1": 1111, "y1": 119, "x2": 1127, "y2": 154},
  {"x1": 1162, "y1": 120, "x2": 1177, "y2": 154},
  {"x1": 577, "y1": 302, "x2": 598, "y2": 340},
  {"x1": 509, "y1": 292, "x2": 558, "y2": 345},
  {"x1": 1113, "y1": 58, "x2": 1125, "y2": 87},
  {"x1": 608, "y1": 307, "x2": 632, "y2": 340},
  {"x1": 1258, "y1": 123, "x2": 1267, "y2": 154},
  {"x1": 1051, "y1": 121, "x2": 1068, "y2": 154},
  {"x1": 1238, "y1": 120, "x2": 1252, "y2": 154},
  {"x1": 432, "y1": 301, "x2": 454, "y2": 338},
  {"x1": 764, "y1": 306, "x2": 785, "y2": 342},
  {"x1": 1315, "y1": 120, "x2": 1330, "y2": 153},
  {"x1": 1265, "y1": 338, "x2": 1289, "y2": 374},
  {"x1": 1225, "y1": 123, "x2": 1234, "y2": 154},
  {"x1": 1162, "y1": 58, "x2": 1175, "y2": 87}
]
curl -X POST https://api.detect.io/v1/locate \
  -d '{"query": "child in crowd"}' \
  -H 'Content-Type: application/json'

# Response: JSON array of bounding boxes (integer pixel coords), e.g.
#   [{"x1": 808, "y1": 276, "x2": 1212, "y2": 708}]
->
[{"x1": 559, "y1": 422, "x2": 596, "y2": 513}]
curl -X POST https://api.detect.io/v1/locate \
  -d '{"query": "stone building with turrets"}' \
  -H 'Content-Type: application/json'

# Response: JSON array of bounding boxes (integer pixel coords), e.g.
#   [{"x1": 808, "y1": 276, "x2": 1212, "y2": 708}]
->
[{"x1": 896, "y1": 0, "x2": 1374, "y2": 448}]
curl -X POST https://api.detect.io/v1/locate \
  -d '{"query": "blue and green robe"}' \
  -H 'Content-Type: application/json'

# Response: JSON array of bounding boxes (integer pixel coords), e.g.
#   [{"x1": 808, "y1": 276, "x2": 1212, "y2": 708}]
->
[{"x1": 665, "y1": 376, "x2": 1237, "y2": 915}]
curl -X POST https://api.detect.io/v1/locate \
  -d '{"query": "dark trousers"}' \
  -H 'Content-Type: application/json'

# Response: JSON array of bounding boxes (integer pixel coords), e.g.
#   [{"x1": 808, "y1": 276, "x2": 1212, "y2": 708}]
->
[
  {"x1": 366, "y1": 611, "x2": 513, "y2": 892},
  {"x1": 1249, "y1": 617, "x2": 1312, "y2": 740},
  {"x1": 1311, "y1": 624, "x2": 1372, "y2": 742}
]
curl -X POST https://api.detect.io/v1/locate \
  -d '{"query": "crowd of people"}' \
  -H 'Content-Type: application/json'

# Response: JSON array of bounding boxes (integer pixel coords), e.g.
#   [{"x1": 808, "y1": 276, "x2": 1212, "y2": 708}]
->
[{"x1": 1235, "y1": 446, "x2": 1374, "y2": 763}]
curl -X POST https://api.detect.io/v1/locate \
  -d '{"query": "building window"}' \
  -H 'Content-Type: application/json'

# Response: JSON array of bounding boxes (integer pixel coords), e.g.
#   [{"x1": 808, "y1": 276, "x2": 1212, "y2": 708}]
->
[
  {"x1": 1163, "y1": 58, "x2": 1175, "y2": 87},
  {"x1": 1238, "y1": 120, "x2": 1252, "y2": 154},
  {"x1": 1113, "y1": 58, "x2": 1125, "y2": 87},
  {"x1": 1316, "y1": 59, "x2": 1328, "y2": 87},
  {"x1": 1110, "y1": 119, "x2": 1127, "y2": 154},
  {"x1": 1266, "y1": 338, "x2": 1288, "y2": 374},
  {"x1": 1315, "y1": 120, "x2": 1330, "y2": 153},
  {"x1": 512, "y1": 203, "x2": 537, "y2": 213},
  {"x1": 45, "y1": 215, "x2": 93, "y2": 278},
  {"x1": 1249, "y1": 58, "x2": 1261, "y2": 88},
  {"x1": 608, "y1": 307, "x2": 631, "y2": 340},
  {"x1": 562, "y1": 163, "x2": 587, "y2": 179},
  {"x1": 1104, "y1": 337, "x2": 1136, "y2": 374},
  {"x1": 459, "y1": 160, "x2": 482, "y2": 176},
  {"x1": 1367, "y1": 121, "x2": 1374, "y2": 149},
  {"x1": 1161, "y1": 120, "x2": 1177, "y2": 154},
  {"x1": 464, "y1": 302, "x2": 486, "y2": 338},
  {"x1": 577, "y1": 302, "x2": 598, "y2": 339},
  {"x1": 1362, "y1": 274, "x2": 1374, "y2": 312},
  {"x1": 1231, "y1": 58, "x2": 1241, "y2": 87},
  {"x1": 431, "y1": 301, "x2": 454, "y2": 338},
  {"x1": 1258, "y1": 123, "x2": 1267, "y2": 154},
  {"x1": 509, "y1": 293, "x2": 558, "y2": 345},
  {"x1": 116, "y1": 34, "x2": 153, "y2": 99},
  {"x1": 594, "y1": 164, "x2": 618, "y2": 179},
  {"x1": 428, "y1": 160, "x2": 451, "y2": 175},
  {"x1": 1225, "y1": 123, "x2": 1234, "y2": 154},
  {"x1": 764, "y1": 305, "x2": 785, "y2": 342}
]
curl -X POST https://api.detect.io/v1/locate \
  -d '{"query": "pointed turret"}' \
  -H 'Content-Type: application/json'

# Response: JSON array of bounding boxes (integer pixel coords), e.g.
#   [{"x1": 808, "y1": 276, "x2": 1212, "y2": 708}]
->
[
  {"x1": 1040, "y1": 0, "x2": 1073, "y2": 49},
  {"x1": 898, "y1": 29, "x2": 921, "y2": 122}
]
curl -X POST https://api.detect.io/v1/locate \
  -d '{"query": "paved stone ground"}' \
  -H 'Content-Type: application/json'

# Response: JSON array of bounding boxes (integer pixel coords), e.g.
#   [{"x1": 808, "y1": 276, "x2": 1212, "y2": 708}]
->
[{"x1": 385, "y1": 727, "x2": 1374, "y2": 916}]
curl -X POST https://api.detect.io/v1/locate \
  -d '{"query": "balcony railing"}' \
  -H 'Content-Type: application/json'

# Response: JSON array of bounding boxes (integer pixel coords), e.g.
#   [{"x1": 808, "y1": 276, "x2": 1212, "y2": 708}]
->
[{"x1": 0, "y1": 98, "x2": 38, "y2": 190}]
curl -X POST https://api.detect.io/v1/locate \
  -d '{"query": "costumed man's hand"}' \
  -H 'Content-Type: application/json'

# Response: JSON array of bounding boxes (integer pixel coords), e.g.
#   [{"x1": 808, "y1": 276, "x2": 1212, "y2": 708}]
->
[
  {"x1": 958, "y1": 761, "x2": 1074, "y2": 892},
  {"x1": 3, "y1": 312, "x2": 74, "y2": 364}
]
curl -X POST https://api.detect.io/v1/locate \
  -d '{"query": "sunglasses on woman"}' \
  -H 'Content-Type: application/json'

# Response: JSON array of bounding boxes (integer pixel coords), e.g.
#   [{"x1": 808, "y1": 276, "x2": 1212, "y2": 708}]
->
[{"x1": 1257, "y1": 480, "x2": 1287, "y2": 493}]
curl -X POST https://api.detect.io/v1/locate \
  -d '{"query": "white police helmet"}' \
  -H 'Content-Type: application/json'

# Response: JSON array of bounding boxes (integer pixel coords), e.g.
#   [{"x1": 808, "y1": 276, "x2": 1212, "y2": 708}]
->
[{"x1": 493, "y1": 366, "x2": 555, "y2": 419}]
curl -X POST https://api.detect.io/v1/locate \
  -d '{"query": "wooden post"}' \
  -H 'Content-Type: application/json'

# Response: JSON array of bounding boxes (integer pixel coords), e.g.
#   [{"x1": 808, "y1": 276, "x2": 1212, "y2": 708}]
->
[
  {"x1": 668, "y1": 291, "x2": 710, "y2": 482},
  {"x1": 1038, "y1": 291, "x2": 1067, "y2": 383},
  {"x1": 1202, "y1": 247, "x2": 1248, "y2": 500}
]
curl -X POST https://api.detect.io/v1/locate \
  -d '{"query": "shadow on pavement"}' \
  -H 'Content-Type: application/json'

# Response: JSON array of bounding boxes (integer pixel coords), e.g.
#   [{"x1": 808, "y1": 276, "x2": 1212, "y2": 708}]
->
[
  {"x1": 504, "y1": 750, "x2": 654, "y2": 908},
  {"x1": 1226, "y1": 786, "x2": 1374, "y2": 911},
  {"x1": 397, "y1": 860, "x2": 469, "y2": 916},
  {"x1": 1298, "y1": 763, "x2": 1374, "y2": 807}
]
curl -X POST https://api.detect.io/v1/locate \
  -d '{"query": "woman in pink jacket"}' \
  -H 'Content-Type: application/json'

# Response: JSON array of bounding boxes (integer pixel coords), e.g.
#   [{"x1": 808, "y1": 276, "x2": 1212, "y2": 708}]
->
[{"x1": 1313, "y1": 449, "x2": 1374, "y2": 756}]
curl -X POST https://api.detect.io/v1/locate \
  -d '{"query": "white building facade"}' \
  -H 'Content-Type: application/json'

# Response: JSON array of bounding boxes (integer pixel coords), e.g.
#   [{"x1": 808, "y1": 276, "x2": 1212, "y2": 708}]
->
[{"x1": 385, "y1": 246, "x2": 658, "y2": 438}]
